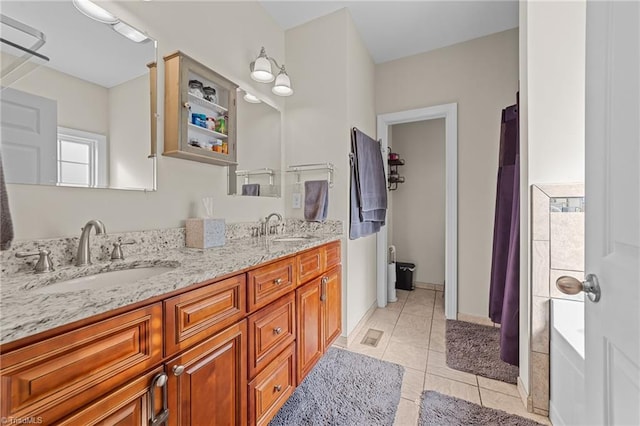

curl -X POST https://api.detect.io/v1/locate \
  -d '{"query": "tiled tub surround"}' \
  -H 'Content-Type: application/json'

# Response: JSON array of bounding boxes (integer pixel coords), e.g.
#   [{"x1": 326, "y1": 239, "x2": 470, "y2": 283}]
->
[
  {"x1": 530, "y1": 184, "x2": 584, "y2": 415},
  {"x1": 0, "y1": 220, "x2": 343, "y2": 345}
]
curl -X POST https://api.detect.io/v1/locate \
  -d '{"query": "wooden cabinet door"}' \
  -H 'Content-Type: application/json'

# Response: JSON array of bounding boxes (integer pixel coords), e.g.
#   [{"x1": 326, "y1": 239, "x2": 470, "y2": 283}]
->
[
  {"x1": 166, "y1": 321, "x2": 247, "y2": 426},
  {"x1": 295, "y1": 279, "x2": 323, "y2": 384},
  {"x1": 322, "y1": 266, "x2": 342, "y2": 349}
]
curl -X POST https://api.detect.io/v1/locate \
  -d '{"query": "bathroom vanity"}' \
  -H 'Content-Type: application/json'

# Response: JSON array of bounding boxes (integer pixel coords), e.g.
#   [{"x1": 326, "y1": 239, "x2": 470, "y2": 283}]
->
[{"x1": 0, "y1": 238, "x2": 341, "y2": 426}]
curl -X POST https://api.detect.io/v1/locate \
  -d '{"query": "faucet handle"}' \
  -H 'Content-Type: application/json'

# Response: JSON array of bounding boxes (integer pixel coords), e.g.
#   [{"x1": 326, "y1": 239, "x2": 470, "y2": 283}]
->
[
  {"x1": 16, "y1": 248, "x2": 55, "y2": 274},
  {"x1": 111, "y1": 238, "x2": 136, "y2": 261}
]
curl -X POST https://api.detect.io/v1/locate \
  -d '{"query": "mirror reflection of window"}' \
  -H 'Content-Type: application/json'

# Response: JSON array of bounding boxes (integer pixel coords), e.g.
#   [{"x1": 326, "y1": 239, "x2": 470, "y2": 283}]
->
[{"x1": 56, "y1": 128, "x2": 106, "y2": 188}]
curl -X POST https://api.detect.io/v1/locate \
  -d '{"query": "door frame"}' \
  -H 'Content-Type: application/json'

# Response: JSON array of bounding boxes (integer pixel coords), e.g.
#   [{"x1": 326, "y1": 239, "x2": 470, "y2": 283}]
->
[{"x1": 376, "y1": 103, "x2": 458, "y2": 319}]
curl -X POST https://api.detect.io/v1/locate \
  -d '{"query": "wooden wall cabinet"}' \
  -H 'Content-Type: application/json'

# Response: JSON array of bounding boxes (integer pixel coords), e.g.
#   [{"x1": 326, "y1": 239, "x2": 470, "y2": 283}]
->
[{"x1": 164, "y1": 51, "x2": 238, "y2": 166}]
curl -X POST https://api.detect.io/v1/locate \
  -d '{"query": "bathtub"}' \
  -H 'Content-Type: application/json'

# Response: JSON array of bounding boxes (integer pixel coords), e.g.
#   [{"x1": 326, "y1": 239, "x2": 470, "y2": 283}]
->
[{"x1": 550, "y1": 299, "x2": 585, "y2": 426}]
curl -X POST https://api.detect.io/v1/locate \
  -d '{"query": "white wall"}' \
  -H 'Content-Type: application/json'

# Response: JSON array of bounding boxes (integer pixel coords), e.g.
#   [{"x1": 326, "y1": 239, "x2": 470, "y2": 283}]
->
[
  {"x1": 284, "y1": 8, "x2": 377, "y2": 336},
  {"x1": 376, "y1": 29, "x2": 519, "y2": 317},
  {"x1": 390, "y1": 119, "x2": 446, "y2": 285},
  {"x1": 6, "y1": 1, "x2": 286, "y2": 239},
  {"x1": 519, "y1": 0, "x2": 586, "y2": 400},
  {"x1": 109, "y1": 75, "x2": 154, "y2": 189}
]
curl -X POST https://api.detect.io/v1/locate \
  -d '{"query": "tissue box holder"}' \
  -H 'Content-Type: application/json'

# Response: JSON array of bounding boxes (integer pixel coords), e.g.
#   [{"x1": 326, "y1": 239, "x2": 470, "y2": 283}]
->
[{"x1": 186, "y1": 218, "x2": 225, "y2": 248}]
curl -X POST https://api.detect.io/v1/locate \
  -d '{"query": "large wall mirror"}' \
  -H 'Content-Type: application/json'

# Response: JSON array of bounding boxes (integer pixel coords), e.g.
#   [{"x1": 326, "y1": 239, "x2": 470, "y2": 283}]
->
[
  {"x1": 228, "y1": 88, "x2": 282, "y2": 197},
  {"x1": 0, "y1": 1, "x2": 156, "y2": 191}
]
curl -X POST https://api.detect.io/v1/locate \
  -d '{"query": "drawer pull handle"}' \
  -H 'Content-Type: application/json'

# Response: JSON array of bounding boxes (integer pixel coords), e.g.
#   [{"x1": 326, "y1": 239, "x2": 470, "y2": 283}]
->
[
  {"x1": 274, "y1": 278, "x2": 283, "y2": 285},
  {"x1": 173, "y1": 365, "x2": 185, "y2": 376},
  {"x1": 274, "y1": 327, "x2": 283, "y2": 335},
  {"x1": 274, "y1": 384, "x2": 282, "y2": 392}
]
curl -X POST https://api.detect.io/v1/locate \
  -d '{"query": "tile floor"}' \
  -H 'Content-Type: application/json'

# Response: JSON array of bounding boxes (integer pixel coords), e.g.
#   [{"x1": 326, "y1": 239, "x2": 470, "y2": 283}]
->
[{"x1": 341, "y1": 288, "x2": 551, "y2": 426}]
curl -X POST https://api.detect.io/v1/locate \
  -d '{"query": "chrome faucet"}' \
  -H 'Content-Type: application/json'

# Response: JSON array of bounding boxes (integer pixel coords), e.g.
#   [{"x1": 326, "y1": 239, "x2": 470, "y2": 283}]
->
[
  {"x1": 75, "y1": 219, "x2": 106, "y2": 266},
  {"x1": 262, "y1": 212, "x2": 283, "y2": 236}
]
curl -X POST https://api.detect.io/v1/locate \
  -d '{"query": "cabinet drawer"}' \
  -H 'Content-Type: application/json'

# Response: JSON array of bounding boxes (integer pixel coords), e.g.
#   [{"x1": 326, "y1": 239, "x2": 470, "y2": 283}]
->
[
  {"x1": 247, "y1": 257, "x2": 296, "y2": 313},
  {"x1": 164, "y1": 274, "x2": 246, "y2": 356},
  {"x1": 57, "y1": 367, "x2": 164, "y2": 426},
  {"x1": 0, "y1": 304, "x2": 163, "y2": 424},
  {"x1": 296, "y1": 247, "x2": 325, "y2": 285},
  {"x1": 248, "y1": 343, "x2": 296, "y2": 426},
  {"x1": 325, "y1": 241, "x2": 341, "y2": 270},
  {"x1": 248, "y1": 293, "x2": 296, "y2": 379}
]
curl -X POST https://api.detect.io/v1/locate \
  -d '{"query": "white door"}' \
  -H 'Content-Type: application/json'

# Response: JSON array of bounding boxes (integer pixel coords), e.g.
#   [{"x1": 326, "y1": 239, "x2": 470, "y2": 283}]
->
[
  {"x1": 584, "y1": 1, "x2": 639, "y2": 424},
  {"x1": 0, "y1": 87, "x2": 57, "y2": 184}
]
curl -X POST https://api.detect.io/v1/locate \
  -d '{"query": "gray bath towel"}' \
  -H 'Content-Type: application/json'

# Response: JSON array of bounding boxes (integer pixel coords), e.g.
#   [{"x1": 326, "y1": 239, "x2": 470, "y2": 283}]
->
[
  {"x1": 353, "y1": 128, "x2": 387, "y2": 221},
  {"x1": 350, "y1": 128, "x2": 387, "y2": 239},
  {"x1": 241, "y1": 183, "x2": 260, "y2": 196},
  {"x1": 304, "y1": 180, "x2": 329, "y2": 222},
  {"x1": 0, "y1": 153, "x2": 14, "y2": 250}
]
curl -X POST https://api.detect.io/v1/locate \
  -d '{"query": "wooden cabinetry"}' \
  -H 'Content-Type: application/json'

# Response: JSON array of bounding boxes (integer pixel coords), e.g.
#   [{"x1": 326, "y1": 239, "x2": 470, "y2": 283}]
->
[
  {"x1": 166, "y1": 320, "x2": 247, "y2": 426},
  {"x1": 163, "y1": 51, "x2": 238, "y2": 166},
  {"x1": 0, "y1": 240, "x2": 341, "y2": 426}
]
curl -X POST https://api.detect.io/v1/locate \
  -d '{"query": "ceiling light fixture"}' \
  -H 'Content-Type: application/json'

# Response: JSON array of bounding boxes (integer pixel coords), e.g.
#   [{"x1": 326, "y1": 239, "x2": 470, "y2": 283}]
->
[
  {"x1": 72, "y1": 0, "x2": 118, "y2": 24},
  {"x1": 249, "y1": 46, "x2": 293, "y2": 97},
  {"x1": 243, "y1": 92, "x2": 262, "y2": 104},
  {"x1": 72, "y1": 0, "x2": 149, "y2": 43}
]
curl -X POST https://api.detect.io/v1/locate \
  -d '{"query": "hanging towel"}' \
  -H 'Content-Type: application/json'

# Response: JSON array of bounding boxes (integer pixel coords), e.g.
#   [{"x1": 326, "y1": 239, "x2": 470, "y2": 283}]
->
[
  {"x1": 241, "y1": 183, "x2": 260, "y2": 196},
  {"x1": 349, "y1": 127, "x2": 387, "y2": 239},
  {"x1": 304, "y1": 180, "x2": 329, "y2": 222},
  {"x1": 0, "y1": 153, "x2": 14, "y2": 250}
]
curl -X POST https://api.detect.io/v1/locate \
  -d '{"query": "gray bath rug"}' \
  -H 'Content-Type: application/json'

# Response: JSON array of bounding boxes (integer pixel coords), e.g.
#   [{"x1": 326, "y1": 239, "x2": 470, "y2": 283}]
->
[
  {"x1": 419, "y1": 391, "x2": 544, "y2": 426},
  {"x1": 446, "y1": 320, "x2": 518, "y2": 384},
  {"x1": 269, "y1": 347, "x2": 404, "y2": 426}
]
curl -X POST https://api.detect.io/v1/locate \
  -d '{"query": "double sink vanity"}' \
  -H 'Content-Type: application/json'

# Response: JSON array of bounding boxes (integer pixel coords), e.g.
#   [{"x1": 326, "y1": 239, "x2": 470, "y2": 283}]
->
[{"x1": 0, "y1": 222, "x2": 343, "y2": 425}]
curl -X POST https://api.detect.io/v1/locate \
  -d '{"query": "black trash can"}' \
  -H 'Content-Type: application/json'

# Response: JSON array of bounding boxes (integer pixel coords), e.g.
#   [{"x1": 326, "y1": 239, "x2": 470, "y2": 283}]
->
[{"x1": 395, "y1": 262, "x2": 416, "y2": 290}]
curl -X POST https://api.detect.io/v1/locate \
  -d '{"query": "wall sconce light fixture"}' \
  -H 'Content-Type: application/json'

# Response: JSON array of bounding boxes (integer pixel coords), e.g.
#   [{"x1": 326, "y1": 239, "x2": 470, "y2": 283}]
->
[{"x1": 249, "y1": 46, "x2": 293, "y2": 97}]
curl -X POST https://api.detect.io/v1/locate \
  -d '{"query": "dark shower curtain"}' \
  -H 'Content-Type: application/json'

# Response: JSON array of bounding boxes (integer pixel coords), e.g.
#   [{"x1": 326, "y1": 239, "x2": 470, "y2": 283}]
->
[{"x1": 488, "y1": 101, "x2": 520, "y2": 366}]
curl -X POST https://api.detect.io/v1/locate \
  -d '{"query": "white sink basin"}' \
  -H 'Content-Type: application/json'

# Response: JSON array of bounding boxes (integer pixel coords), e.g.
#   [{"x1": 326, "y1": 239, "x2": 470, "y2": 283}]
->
[
  {"x1": 271, "y1": 235, "x2": 318, "y2": 242},
  {"x1": 34, "y1": 266, "x2": 177, "y2": 294}
]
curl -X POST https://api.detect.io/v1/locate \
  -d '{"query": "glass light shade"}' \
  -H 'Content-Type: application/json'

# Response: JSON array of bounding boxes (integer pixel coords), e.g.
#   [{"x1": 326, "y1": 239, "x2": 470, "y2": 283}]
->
[
  {"x1": 243, "y1": 92, "x2": 262, "y2": 104},
  {"x1": 112, "y1": 21, "x2": 149, "y2": 43},
  {"x1": 272, "y1": 71, "x2": 293, "y2": 96},
  {"x1": 250, "y1": 56, "x2": 274, "y2": 83},
  {"x1": 72, "y1": 0, "x2": 119, "y2": 24}
]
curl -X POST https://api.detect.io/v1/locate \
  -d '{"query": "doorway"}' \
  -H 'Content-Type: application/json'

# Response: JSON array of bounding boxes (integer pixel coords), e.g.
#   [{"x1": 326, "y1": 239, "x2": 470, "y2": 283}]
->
[{"x1": 376, "y1": 103, "x2": 458, "y2": 319}]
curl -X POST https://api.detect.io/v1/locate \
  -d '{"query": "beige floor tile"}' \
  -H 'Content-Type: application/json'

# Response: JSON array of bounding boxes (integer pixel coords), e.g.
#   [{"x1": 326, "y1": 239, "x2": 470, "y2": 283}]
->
[
  {"x1": 397, "y1": 312, "x2": 431, "y2": 329},
  {"x1": 367, "y1": 309, "x2": 401, "y2": 333},
  {"x1": 401, "y1": 300, "x2": 435, "y2": 317},
  {"x1": 407, "y1": 289, "x2": 436, "y2": 302},
  {"x1": 383, "y1": 341, "x2": 429, "y2": 372},
  {"x1": 428, "y1": 319, "x2": 446, "y2": 352},
  {"x1": 393, "y1": 397, "x2": 419, "y2": 426},
  {"x1": 385, "y1": 299, "x2": 406, "y2": 312},
  {"x1": 390, "y1": 325, "x2": 430, "y2": 348},
  {"x1": 346, "y1": 326, "x2": 392, "y2": 359},
  {"x1": 477, "y1": 376, "x2": 520, "y2": 398},
  {"x1": 395, "y1": 289, "x2": 410, "y2": 301},
  {"x1": 401, "y1": 368, "x2": 425, "y2": 402},
  {"x1": 480, "y1": 388, "x2": 551, "y2": 425},
  {"x1": 426, "y1": 350, "x2": 477, "y2": 385},
  {"x1": 424, "y1": 373, "x2": 481, "y2": 405}
]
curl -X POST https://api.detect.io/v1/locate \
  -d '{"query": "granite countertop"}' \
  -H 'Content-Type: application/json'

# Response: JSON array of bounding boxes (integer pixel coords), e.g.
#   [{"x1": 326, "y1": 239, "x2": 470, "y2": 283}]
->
[{"x1": 0, "y1": 233, "x2": 342, "y2": 345}]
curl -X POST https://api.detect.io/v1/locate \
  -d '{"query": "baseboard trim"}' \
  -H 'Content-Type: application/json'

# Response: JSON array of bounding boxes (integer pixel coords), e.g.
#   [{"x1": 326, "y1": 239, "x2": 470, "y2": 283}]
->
[
  {"x1": 457, "y1": 313, "x2": 496, "y2": 327},
  {"x1": 335, "y1": 301, "x2": 377, "y2": 348},
  {"x1": 517, "y1": 376, "x2": 534, "y2": 413}
]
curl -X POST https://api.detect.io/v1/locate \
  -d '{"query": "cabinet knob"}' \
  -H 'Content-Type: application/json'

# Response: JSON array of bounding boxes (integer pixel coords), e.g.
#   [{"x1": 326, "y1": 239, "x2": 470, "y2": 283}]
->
[
  {"x1": 173, "y1": 365, "x2": 185, "y2": 376},
  {"x1": 274, "y1": 278, "x2": 283, "y2": 285},
  {"x1": 274, "y1": 384, "x2": 282, "y2": 392},
  {"x1": 273, "y1": 327, "x2": 283, "y2": 335}
]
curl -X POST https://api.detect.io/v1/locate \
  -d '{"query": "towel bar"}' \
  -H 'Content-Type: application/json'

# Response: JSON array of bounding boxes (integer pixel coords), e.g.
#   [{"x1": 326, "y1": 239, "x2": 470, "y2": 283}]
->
[
  {"x1": 286, "y1": 163, "x2": 334, "y2": 188},
  {"x1": 235, "y1": 168, "x2": 275, "y2": 185}
]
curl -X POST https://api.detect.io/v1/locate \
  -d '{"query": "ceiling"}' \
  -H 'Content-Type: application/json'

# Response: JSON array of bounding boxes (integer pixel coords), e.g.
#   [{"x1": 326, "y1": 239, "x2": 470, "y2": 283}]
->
[
  {"x1": 260, "y1": 1, "x2": 519, "y2": 64},
  {"x1": 1, "y1": 1, "x2": 154, "y2": 88}
]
